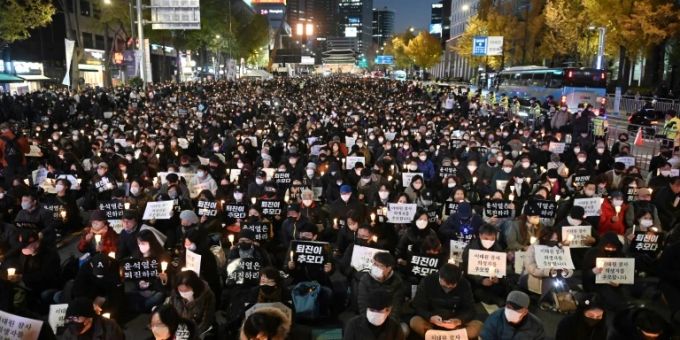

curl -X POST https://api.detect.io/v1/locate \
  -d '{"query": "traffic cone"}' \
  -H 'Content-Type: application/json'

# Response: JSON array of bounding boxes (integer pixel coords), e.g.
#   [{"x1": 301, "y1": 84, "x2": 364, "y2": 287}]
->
[{"x1": 634, "y1": 127, "x2": 644, "y2": 146}]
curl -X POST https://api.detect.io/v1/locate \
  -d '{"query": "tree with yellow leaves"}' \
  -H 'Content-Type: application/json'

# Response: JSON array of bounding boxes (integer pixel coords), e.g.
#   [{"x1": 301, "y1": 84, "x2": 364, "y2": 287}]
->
[
  {"x1": 405, "y1": 32, "x2": 443, "y2": 70},
  {"x1": 384, "y1": 30, "x2": 415, "y2": 70},
  {"x1": 452, "y1": 7, "x2": 519, "y2": 69}
]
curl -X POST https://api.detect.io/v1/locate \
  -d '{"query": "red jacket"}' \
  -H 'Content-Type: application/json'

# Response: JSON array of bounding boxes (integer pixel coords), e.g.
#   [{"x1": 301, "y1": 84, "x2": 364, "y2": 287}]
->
[
  {"x1": 77, "y1": 226, "x2": 119, "y2": 255},
  {"x1": 599, "y1": 199, "x2": 628, "y2": 235}
]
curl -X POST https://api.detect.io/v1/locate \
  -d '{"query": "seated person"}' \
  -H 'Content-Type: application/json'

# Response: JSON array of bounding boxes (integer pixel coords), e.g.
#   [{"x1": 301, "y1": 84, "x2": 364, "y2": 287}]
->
[
  {"x1": 343, "y1": 288, "x2": 405, "y2": 340},
  {"x1": 480, "y1": 290, "x2": 546, "y2": 340}
]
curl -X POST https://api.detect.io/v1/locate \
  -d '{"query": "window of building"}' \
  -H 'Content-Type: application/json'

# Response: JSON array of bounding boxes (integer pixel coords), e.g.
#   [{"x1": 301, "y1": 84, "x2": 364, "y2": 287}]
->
[
  {"x1": 95, "y1": 35, "x2": 105, "y2": 50},
  {"x1": 92, "y1": 3, "x2": 101, "y2": 19},
  {"x1": 80, "y1": 0, "x2": 90, "y2": 16},
  {"x1": 82, "y1": 32, "x2": 93, "y2": 49}
]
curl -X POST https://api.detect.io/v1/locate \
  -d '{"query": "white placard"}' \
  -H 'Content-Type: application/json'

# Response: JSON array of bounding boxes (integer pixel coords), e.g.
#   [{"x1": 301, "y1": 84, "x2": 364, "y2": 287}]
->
[
  {"x1": 177, "y1": 138, "x2": 189, "y2": 149},
  {"x1": 26, "y1": 145, "x2": 43, "y2": 157},
  {"x1": 495, "y1": 180, "x2": 508, "y2": 192},
  {"x1": 467, "y1": 249, "x2": 507, "y2": 278},
  {"x1": 449, "y1": 240, "x2": 468, "y2": 265},
  {"x1": 534, "y1": 245, "x2": 575, "y2": 270},
  {"x1": 198, "y1": 156, "x2": 210, "y2": 165},
  {"x1": 114, "y1": 138, "x2": 128, "y2": 147},
  {"x1": 185, "y1": 249, "x2": 202, "y2": 275},
  {"x1": 57, "y1": 174, "x2": 80, "y2": 190},
  {"x1": 561, "y1": 225, "x2": 592, "y2": 248},
  {"x1": 346, "y1": 156, "x2": 365, "y2": 169},
  {"x1": 387, "y1": 203, "x2": 418, "y2": 224},
  {"x1": 573, "y1": 197, "x2": 604, "y2": 217},
  {"x1": 345, "y1": 136, "x2": 356, "y2": 149},
  {"x1": 48, "y1": 303, "x2": 68, "y2": 334},
  {"x1": 385, "y1": 132, "x2": 396, "y2": 141},
  {"x1": 0, "y1": 309, "x2": 43, "y2": 340},
  {"x1": 595, "y1": 257, "x2": 635, "y2": 285},
  {"x1": 229, "y1": 169, "x2": 241, "y2": 182},
  {"x1": 549, "y1": 142, "x2": 566, "y2": 154},
  {"x1": 350, "y1": 245, "x2": 388, "y2": 272},
  {"x1": 402, "y1": 172, "x2": 423, "y2": 188},
  {"x1": 514, "y1": 251, "x2": 526, "y2": 274},
  {"x1": 142, "y1": 200, "x2": 175, "y2": 220},
  {"x1": 262, "y1": 168, "x2": 275, "y2": 180},
  {"x1": 425, "y1": 329, "x2": 468, "y2": 340},
  {"x1": 615, "y1": 156, "x2": 636, "y2": 168}
]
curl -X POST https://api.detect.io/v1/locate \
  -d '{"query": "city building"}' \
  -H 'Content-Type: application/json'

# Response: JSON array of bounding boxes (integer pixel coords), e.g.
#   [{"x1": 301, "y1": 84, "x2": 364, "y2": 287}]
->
[
  {"x1": 430, "y1": 0, "x2": 478, "y2": 81},
  {"x1": 372, "y1": 7, "x2": 394, "y2": 47},
  {"x1": 337, "y1": 0, "x2": 373, "y2": 56},
  {"x1": 430, "y1": 0, "x2": 451, "y2": 44}
]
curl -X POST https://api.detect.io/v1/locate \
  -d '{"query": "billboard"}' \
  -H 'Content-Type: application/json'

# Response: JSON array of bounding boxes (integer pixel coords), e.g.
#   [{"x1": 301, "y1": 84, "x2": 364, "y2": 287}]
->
[
  {"x1": 429, "y1": 24, "x2": 442, "y2": 35},
  {"x1": 345, "y1": 27, "x2": 358, "y2": 38},
  {"x1": 375, "y1": 55, "x2": 394, "y2": 65},
  {"x1": 151, "y1": 0, "x2": 201, "y2": 30}
]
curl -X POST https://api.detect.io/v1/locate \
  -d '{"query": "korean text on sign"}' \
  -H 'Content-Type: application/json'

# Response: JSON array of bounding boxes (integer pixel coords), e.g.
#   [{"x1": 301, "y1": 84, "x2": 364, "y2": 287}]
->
[
  {"x1": 467, "y1": 249, "x2": 507, "y2": 278},
  {"x1": 534, "y1": 245, "x2": 575, "y2": 270}
]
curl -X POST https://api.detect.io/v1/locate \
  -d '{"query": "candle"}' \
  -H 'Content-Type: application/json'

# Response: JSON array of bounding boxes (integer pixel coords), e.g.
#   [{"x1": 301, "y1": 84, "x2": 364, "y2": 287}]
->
[
  {"x1": 23, "y1": 179, "x2": 29, "y2": 186},
  {"x1": 94, "y1": 234, "x2": 102, "y2": 244},
  {"x1": 102, "y1": 313, "x2": 111, "y2": 319},
  {"x1": 596, "y1": 159, "x2": 601, "y2": 166},
  {"x1": 448, "y1": 258, "x2": 456, "y2": 264},
  {"x1": 60, "y1": 210, "x2": 67, "y2": 219},
  {"x1": 370, "y1": 213, "x2": 376, "y2": 222},
  {"x1": 530, "y1": 236, "x2": 537, "y2": 244},
  {"x1": 472, "y1": 176, "x2": 478, "y2": 184},
  {"x1": 387, "y1": 175, "x2": 393, "y2": 182},
  {"x1": 107, "y1": 252, "x2": 116, "y2": 259},
  {"x1": 381, "y1": 207, "x2": 388, "y2": 216},
  {"x1": 123, "y1": 173, "x2": 127, "y2": 180},
  {"x1": 596, "y1": 259, "x2": 605, "y2": 269},
  {"x1": 615, "y1": 206, "x2": 621, "y2": 215},
  {"x1": 290, "y1": 251, "x2": 294, "y2": 260},
  {"x1": 251, "y1": 197, "x2": 257, "y2": 205},
  {"x1": 566, "y1": 234, "x2": 574, "y2": 242},
  {"x1": 228, "y1": 234, "x2": 235, "y2": 244},
  {"x1": 333, "y1": 218, "x2": 338, "y2": 227},
  {"x1": 489, "y1": 266, "x2": 496, "y2": 277},
  {"x1": 509, "y1": 193, "x2": 515, "y2": 201},
  {"x1": 555, "y1": 195, "x2": 561, "y2": 202},
  {"x1": 124, "y1": 202, "x2": 130, "y2": 210},
  {"x1": 7, "y1": 268, "x2": 15, "y2": 277},
  {"x1": 180, "y1": 267, "x2": 189, "y2": 272},
  {"x1": 161, "y1": 261, "x2": 168, "y2": 272},
  {"x1": 220, "y1": 200, "x2": 225, "y2": 207},
  {"x1": 371, "y1": 235, "x2": 378, "y2": 243},
  {"x1": 155, "y1": 154, "x2": 159, "y2": 159}
]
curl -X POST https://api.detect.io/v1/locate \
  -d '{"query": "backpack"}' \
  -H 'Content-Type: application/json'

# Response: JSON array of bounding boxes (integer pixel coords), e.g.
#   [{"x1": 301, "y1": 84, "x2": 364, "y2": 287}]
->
[{"x1": 292, "y1": 281, "x2": 321, "y2": 320}]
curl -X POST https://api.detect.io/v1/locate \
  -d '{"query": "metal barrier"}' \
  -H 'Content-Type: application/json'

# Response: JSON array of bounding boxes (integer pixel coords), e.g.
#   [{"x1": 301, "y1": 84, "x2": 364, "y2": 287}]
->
[
  {"x1": 606, "y1": 94, "x2": 680, "y2": 115},
  {"x1": 600, "y1": 119, "x2": 661, "y2": 174}
]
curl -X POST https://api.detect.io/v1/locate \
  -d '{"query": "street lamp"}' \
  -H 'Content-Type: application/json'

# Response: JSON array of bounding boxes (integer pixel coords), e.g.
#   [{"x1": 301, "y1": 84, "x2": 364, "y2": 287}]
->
[
  {"x1": 588, "y1": 26, "x2": 607, "y2": 70},
  {"x1": 461, "y1": 4, "x2": 470, "y2": 11}
]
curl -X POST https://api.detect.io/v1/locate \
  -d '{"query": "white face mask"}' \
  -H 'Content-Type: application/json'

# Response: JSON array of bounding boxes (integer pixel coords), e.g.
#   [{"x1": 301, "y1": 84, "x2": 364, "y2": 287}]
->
[
  {"x1": 255, "y1": 178, "x2": 264, "y2": 185},
  {"x1": 55, "y1": 184, "x2": 65, "y2": 192},
  {"x1": 661, "y1": 170, "x2": 672, "y2": 177},
  {"x1": 521, "y1": 162, "x2": 530, "y2": 169},
  {"x1": 341, "y1": 194, "x2": 351, "y2": 202},
  {"x1": 197, "y1": 171, "x2": 205, "y2": 178},
  {"x1": 640, "y1": 219, "x2": 653, "y2": 228},
  {"x1": 503, "y1": 167, "x2": 512, "y2": 174},
  {"x1": 578, "y1": 157, "x2": 587, "y2": 163},
  {"x1": 306, "y1": 169, "x2": 315, "y2": 177},
  {"x1": 612, "y1": 199, "x2": 623, "y2": 207},
  {"x1": 302, "y1": 199, "x2": 313, "y2": 207},
  {"x1": 130, "y1": 187, "x2": 140, "y2": 195},
  {"x1": 419, "y1": 156, "x2": 427, "y2": 162},
  {"x1": 378, "y1": 191, "x2": 389, "y2": 200},
  {"x1": 567, "y1": 216, "x2": 581, "y2": 226},
  {"x1": 234, "y1": 192, "x2": 244, "y2": 201},
  {"x1": 408, "y1": 165, "x2": 418, "y2": 171},
  {"x1": 179, "y1": 290, "x2": 194, "y2": 301},
  {"x1": 138, "y1": 243, "x2": 150, "y2": 254},
  {"x1": 504, "y1": 308, "x2": 523, "y2": 324},
  {"x1": 447, "y1": 182, "x2": 456, "y2": 188},
  {"x1": 467, "y1": 165, "x2": 477, "y2": 172},
  {"x1": 370, "y1": 265, "x2": 383, "y2": 280},
  {"x1": 416, "y1": 219, "x2": 428, "y2": 230},
  {"x1": 481, "y1": 239, "x2": 495, "y2": 249},
  {"x1": 366, "y1": 310, "x2": 389, "y2": 326}
]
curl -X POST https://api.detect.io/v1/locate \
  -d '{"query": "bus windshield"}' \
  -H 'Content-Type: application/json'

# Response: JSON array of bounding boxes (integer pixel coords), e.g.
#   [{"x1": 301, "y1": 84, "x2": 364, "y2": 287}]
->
[{"x1": 563, "y1": 69, "x2": 606, "y2": 88}]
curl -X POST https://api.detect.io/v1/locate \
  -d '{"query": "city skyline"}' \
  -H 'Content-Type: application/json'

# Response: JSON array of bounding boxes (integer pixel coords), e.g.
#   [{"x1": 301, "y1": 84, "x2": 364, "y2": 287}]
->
[{"x1": 374, "y1": 0, "x2": 440, "y2": 33}]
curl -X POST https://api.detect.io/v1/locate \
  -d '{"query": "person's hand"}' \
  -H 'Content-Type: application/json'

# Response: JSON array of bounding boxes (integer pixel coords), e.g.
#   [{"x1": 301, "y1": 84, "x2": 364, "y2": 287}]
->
[
  {"x1": 139, "y1": 280, "x2": 150, "y2": 289},
  {"x1": 441, "y1": 319, "x2": 462, "y2": 330},
  {"x1": 200, "y1": 215, "x2": 208, "y2": 223},
  {"x1": 584, "y1": 236, "x2": 596, "y2": 246},
  {"x1": 158, "y1": 272, "x2": 168, "y2": 285},
  {"x1": 562, "y1": 239, "x2": 570, "y2": 246},
  {"x1": 592, "y1": 267, "x2": 603, "y2": 275},
  {"x1": 429, "y1": 315, "x2": 443, "y2": 327},
  {"x1": 397, "y1": 258, "x2": 408, "y2": 266},
  {"x1": 324, "y1": 263, "x2": 332, "y2": 273},
  {"x1": 153, "y1": 181, "x2": 161, "y2": 189},
  {"x1": 488, "y1": 216, "x2": 498, "y2": 225},
  {"x1": 562, "y1": 269, "x2": 571, "y2": 277},
  {"x1": 508, "y1": 203, "x2": 515, "y2": 210},
  {"x1": 84, "y1": 232, "x2": 94, "y2": 242},
  {"x1": 609, "y1": 281, "x2": 619, "y2": 287},
  {"x1": 626, "y1": 233, "x2": 635, "y2": 241},
  {"x1": 287, "y1": 260, "x2": 295, "y2": 270},
  {"x1": 8, "y1": 273, "x2": 22, "y2": 283},
  {"x1": 93, "y1": 303, "x2": 102, "y2": 315},
  {"x1": 549, "y1": 268, "x2": 558, "y2": 277},
  {"x1": 611, "y1": 215, "x2": 619, "y2": 223},
  {"x1": 481, "y1": 278, "x2": 494, "y2": 287}
]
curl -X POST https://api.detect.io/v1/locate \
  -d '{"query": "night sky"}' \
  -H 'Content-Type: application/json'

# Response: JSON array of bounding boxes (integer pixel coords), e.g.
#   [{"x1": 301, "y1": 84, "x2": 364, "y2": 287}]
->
[{"x1": 374, "y1": 0, "x2": 440, "y2": 33}]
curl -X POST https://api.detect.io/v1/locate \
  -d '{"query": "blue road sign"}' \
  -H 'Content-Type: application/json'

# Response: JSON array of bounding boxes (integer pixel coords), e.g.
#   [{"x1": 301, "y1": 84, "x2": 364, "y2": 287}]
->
[{"x1": 473, "y1": 36, "x2": 487, "y2": 56}]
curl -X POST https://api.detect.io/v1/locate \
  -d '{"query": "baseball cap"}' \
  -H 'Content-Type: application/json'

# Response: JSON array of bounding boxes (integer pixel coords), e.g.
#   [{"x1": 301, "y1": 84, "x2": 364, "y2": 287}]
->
[{"x1": 506, "y1": 290, "x2": 530, "y2": 309}]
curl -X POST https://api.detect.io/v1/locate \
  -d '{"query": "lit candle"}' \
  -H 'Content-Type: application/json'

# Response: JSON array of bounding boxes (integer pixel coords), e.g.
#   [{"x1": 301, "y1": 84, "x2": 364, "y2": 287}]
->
[
  {"x1": 489, "y1": 266, "x2": 496, "y2": 277},
  {"x1": 555, "y1": 195, "x2": 561, "y2": 201},
  {"x1": 530, "y1": 236, "x2": 537, "y2": 244},
  {"x1": 371, "y1": 235, "x2": 378, "y2": 243},
  {"x1": 381, "y1": 207, "x2": 388, "y2": 216},
  {"x1": 124, "y1": 202, "x2": 130, "y2": 210},
  {"x1": 220, "y1": 200, "x2": 225, "y2": 207},
  {"x1": 94, "y1": 234, "x2": 102, "y2": 244},
  {"x1": 228, "y1": 234, "x2": 235, "y2": 244},
  {"x1": 290, "y1": 251, "x2": 294, "y2": 260},
  {"x1": 596, "y1": 159, "x2": 601, "y2": 166},
  {"x1": 387, "y1": 175, "x2": 393, "y2": 182},
  {"x1": 615, "y1": 206, "x2": 621, "y2": 215},
  {"x1": 472, "y1": 176, "x2": 478, "y2": 184},
  {"x1": 60, "y1": 210, "x2": 67, "y2": 219},
  {"x1": 155, "y1": 154, "x2": 159, "y2": 159},
  {"x1": 7, "y1": 268, "x2": 16, "y2": 277},
  {"x1": 23, "y1": 179, "x2": 29, "y2": 186},
  {"x1": 102, "y1": 313, "x2": 111, "y2": 319},
  {"x1": 161, "y1": 261, "x2": 168, "y2": 272},
  {"x1": 448, "y1": 258, "x2": 456, "y2": 264},
  {"x1": 509, "y1": 193, "x2": 515, "y2": 201},
  {"x1": 333, "y1": 218, "x2": 338, "y2": 227},
  {"x1": 251, "y1": 197, "x2": 257, "y2": 205},
  {"x1": 123, "y1": 173, "x2": 127, "y2": 180},
  {"x1": 566, "y1": 234, "x2": 574, "y2": 243},
  {"x1": 596, "y1": 259, "x2": 605, "y2": 269},
  {"x1": 370, "y1": 213, "x2": 376, "y2": 222},
  {"x1": 107, "y1": 252, "x2": 116, "y2": 259}
]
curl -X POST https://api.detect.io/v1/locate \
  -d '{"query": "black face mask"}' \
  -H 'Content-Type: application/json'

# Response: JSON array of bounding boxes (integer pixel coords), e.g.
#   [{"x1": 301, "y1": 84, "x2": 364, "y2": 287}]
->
[
  {"x1": 239, "y1": 243, "x2": 253, "y2": 251},
  {"x1": 584, "y1": 316, "x2": 601, "y2": 327},
  {"x1": 545, "y1": 240, "x2": 559, "y2": 247},
  {"x1": 260, "y1": 285, "x2": 276, "y2": 295},
  {"x1": 67, "y1": 321, "x2": 85, "y2": 334}
]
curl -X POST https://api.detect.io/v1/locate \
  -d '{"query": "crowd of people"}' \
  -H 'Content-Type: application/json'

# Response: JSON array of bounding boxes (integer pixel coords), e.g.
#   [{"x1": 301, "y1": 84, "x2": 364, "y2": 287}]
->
[{"x1": 0, "y1": 76, "x2": 678, "y2": 340}]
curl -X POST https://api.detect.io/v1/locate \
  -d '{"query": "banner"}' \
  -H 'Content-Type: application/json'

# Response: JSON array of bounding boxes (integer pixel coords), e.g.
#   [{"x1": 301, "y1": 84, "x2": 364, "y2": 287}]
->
[
  {"x1": 410, "y1": 255, "x2": 440, "y2": 277},
  {"x1": 350, "y1": 245, "x2": 388, "y2": 272},
  {"x1": 142, "y1": 200, "x2": 175, "y2": 220},
  {"x1": 467, "y1": 249, "x2": 507, "y2": 278},
  {"x1": 387, "y1": 203, "x2": 418, "y2": 224},
  {"x1": 439, "y1": 166, "x2": 457, "y2": 176},
  {"x1": 444, "y1": 202, "x2": 460, "y2": 216},
  {"x1": 630, "y1": 232, "x2": 662, "y2": 255},
  {"x1": 561, "y1": 225, "x2": 592, "y2": 248},
  {"x1": 573, "y1": 197, "x2": 604, "y2": 217},
  {"x1": 402, "y1": 172, "x2": 423, "y2": 188},
  {"x1": 62, "y1": 39, "x2": 75, "y2": 86},
  {"x1": 595, "y1": 257, "x2": 635, "y2": 285},
  {"x1": 534, "y1": 245, "x2": 575, "y2": 270},
  {"x1": 0, "y1": 309, "x2": 43, "y2": 340},
  {"x1": 185, "y1": 249, "x2": 202, "y2": 274}
]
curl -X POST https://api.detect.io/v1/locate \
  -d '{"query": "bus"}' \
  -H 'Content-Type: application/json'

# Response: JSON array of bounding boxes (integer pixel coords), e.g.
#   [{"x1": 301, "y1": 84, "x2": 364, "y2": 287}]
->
[{"x1": 495, "y1": 66, "x2": 607, "y2": 110}]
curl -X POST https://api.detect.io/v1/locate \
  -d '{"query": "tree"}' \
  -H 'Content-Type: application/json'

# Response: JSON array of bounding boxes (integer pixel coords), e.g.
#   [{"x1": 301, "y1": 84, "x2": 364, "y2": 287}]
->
[
  {"x1": 453, "y1": 8, "x2": 519, "y2": 69},
  {"x1": 540, "y1": 0, "x2": 588, "y2": 65},
  {"x1": 384, "y1": 30, "x2": 415, "y2": 70},
  {"x1": 0, "y1": 0, "x2": 54, "y2": 43},
  {"x1": 405, "y1": 32, "x2": 442, "y2": 69}
]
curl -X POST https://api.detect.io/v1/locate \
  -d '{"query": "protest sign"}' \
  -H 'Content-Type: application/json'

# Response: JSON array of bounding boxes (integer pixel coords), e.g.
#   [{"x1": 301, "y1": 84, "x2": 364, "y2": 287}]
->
[
  {"x1": 425, "y1": 329, "x2": 469, "y2": 340},
  {"x1": 98, "y1": 201, "x2": 124, "y2": 220},
  {"x1": 626, "y1": 187, "x2": 638, "y2": 202},
  {"x1": 185, "y1": 249, "x2": 202, "y2": 275},
  {"x1": 387, "y1": 203, "x2": 417, "y2": 224},
  {"x1": 48, "y1": 304, "x2": 68, "y2": 334},
  {"x1": 439, "y1": 166, "x2": 458, "y2": 176},
  {"x1": 534, "y1": 245, "x2": 575, "y2": 270},
  {"x1": 467, "y1": 249, "x2": 507, "y2": 278},
  {"x1": 228, "y1": 169, "x2": 241, "y2": 182},
  {"x1": 122, "y1": 258, "x2": 160, "y2": 280},
  {"x1": 530, "y1": 199, "x2": 557, "y2": 219},
  {"x1": 350, "y1": 245, "x2": 388, "y2": 272},
  {"x1": 229, "y1": 259, "x2": 262, "y2": 285},
  {"x1": 0, "y1": 309, "x2": 43, "y2": 340},
  {"x1": 26, "y1": 145, "x2": 43, "y2": 158},
  {"x1": 241, "y1": 222, "x2": 271, "y2": 241},
  {"x1": 514, "y1": 251, "x2": 527, "y2": 274},
  {"x1": 484, "y1": 200, "x2": 513, "y2": 218},
  {"x1": 346, "y1": 156, "x2": 365, "y2": 169},
  {"x1": 402, "y1": 172, "x2": 423, "y2": 188},
  {"x1": 449, "y1": 240, "x2": 468, "y2": 265},
  {"x1": 572, "y1": 173, "x2": 591, "y2": 188},
  {"x1": 345, "y1": 136, "x2": 356, "y2": 149},
  {"x1": 615, "y1": 156, "x2": 636, "y2": 168},
  {"x1": 259, "y1": 200, "x2": 283, "y2": 216},
  {"x1": 224, "y1": 203, "x2": 247, "y2": 219},
  {"x1": 57, "y1": 174, "x2": 80, "y2": 190},
  {"x1": 142, "y1": 200, "x2": 175, "y2": 220},
  {"x1": 573, "y1": 197, "x2": 604, "y2": 217},
  {"x1": 561, "y1": 225, "x2": 593, "y2": 248},
  {"x1": 410, "y1": 255, "x2": 440, "y2": 277},
  {"x1": 196, "y1": 200, "x2": 218, "y2": 217},
  {"x1": 273, "y1": 171, "x2": 291, "y2": 186},
  {"x1": 292, "y1": 240, "x2": 329, "y2": 268},
  {"x1": 495, "y1": 180, "x2": 508, "y2": 192},
  {"x1": 43, "y1": 203, "x2": 66, "y2": 221},
  {"x1": 549, "y1": 142, "x2": 566, "y2": 154},
  {"x1": 198, "y1": 156, "x2": 210, "y2": 165},
  {"x1": 444, "y1": 202, "x2": 460, "y2": 216},
  {"x1": 630, "y1": 232, "x2": 663, "y2": 255},
  {"x1": 595, "y1": 257, "x2": 635, "y2": 285},
  {"x1": 94, "y1": 176, "x2": 115, "y2": 193}
]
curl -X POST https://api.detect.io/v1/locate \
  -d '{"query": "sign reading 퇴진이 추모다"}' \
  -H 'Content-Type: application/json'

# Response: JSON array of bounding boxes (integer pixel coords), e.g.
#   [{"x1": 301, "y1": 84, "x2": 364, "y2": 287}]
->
[
  {"x1": 467, "y1": 249, "x2": 507, "y2": 278},
  {"x1": 196, "y1": 200, "x2": 218, "y2": 217},
  {"x1": 410, "y1": 255, "x2": 440, "y2": 277},
  {"x1": 387, "y1": 203, "x2": 418, "y2": 224},
  {"x1": 534, "y1": 245, "x2": 575, "y2": 270},
  {"x1": 561, "y1": 225, "x2": 592, "y2": 248},
  {"x1": 595, "y1": 257, "x2": 635, "y2": 285},
  {"x1": 292, "y1": 240, "x2": 329, "y2": 268},
  {"x1": 224, "y1": 203, "x2": 246, "y2": 219}
]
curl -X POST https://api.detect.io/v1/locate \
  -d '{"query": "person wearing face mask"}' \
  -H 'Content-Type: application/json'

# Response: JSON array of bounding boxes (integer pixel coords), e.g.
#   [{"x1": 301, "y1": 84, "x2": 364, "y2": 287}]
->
[
  {"x1": 598, "y1": 191, "x2": 629, "y2": 236},
  {"x1": 356, "y1": 253, "x2": 404, "y2": 320},
  {"x1": 227, "y1": 228, "x2": 271, "y2": 267},
  {"x1": 167, "y1": 270, "x2": 216, "y2": 336},
  {"x1": 41, "y1": 178, "x2": 82, "y2": 238},
  {"x1": 409, "y1": 263, "x2": 482, "y2": 338},
  {"x1": 127, "y1": 179, "x2": 151, "y2": 212},
  {"x1": 158, "y1": 173, "x2": 191, "y2": 202},
  {"x1": 182, "y1": 229, "x2": 222, "y2": 299},
  {"x1": 344, "y1": 288, "x2": 405, "y2": 340},
  {"x1": 416, "y1": 151, "x2": 435, "y2": 182},
  {"x1": 70, "y1": 253, "x2": 124, "y2": 319},
  {"x1": 461, "y1": 224, "x2": 510, "y2": 307},
  {"x1": 440, "y1": 202, "x2": 484, "y2": 244},
  {"x1": 78, "y1": 210, "x2": 118, "y2": 255},
  {"x1": 247, "y1": 170, "x2": 268, "y2": 200},
  {"x1": 395, "y1": 211, "x2": 438, "y2": 267},
  {"x1": 14, "y1": 192, "x2": 57, "y2": 244},
  {"x1": 122, "y1": 230, "x2": 170, "y2": 315},
  {"x1": 480, "y1": 290, "x2": 545, "y2": 340},
  {"x1": 491, "y1": 159, "x2": 515, "y2": 191},
  {"x1": 1, "y1": 229, "x2": 62, "y2": 314},
  {"x1": 556, "y1": 294, "x2": 608, "y2": 340},
  {"x1": 647, "y1": 162, "x2": 673, "y2": 190},
  {"x1": 149, "y1": 304, "x2": 198, "y2": 340},
  {"x1": 582, "y1": 232, "x2": 630, "y2": 313},
  {"x1": 652, "y1": 176, "x2": 680, "y2": 230},
  {"x1": 404, "y1": 175, "x2": 425, "y2": 202},
  {"x1": 550, "y1": 103, "x2": 571, "y2": 131},
  {"x1": 188, "y1": 165, "x2": 218, "y2": 199},
  {"x1": 87, "y1": 162, "x2": 117, "y2": 205},
  {"x1": 62, "y1": 297, "x2": 124, "y2": 340}
]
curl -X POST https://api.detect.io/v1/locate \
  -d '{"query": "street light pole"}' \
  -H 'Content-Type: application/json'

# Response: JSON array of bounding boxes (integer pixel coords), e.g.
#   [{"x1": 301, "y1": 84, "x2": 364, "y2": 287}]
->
[
  {"x1": 595, "y1": 27, "x2": 606, "y2": 70},
  {"x1": 136, "y1": 0, "x2": 146, "y2": 88}
]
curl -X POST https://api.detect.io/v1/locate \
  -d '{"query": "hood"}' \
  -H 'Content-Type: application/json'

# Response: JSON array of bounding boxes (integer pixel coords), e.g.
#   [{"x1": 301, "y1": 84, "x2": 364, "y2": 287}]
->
[{"x1": 240, "y1": 306, "x2": 291, "y2": 340}]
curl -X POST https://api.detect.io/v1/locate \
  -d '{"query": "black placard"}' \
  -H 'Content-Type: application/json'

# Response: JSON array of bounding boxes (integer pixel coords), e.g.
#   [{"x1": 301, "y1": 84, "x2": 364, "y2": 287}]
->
[
  {"x1": 225, "y1": 203, "x2": 247, "y2": 219},
  {"x1": 292, "y1": 240, "x2": 330, "y2": 268},
  {"x1": 98, "y1": 201, "x2": 124, "y2": 219},
  {"x1": 530, "y1": 199, "x2": 557, "y2": 219},
  {"x1": 122, "y1": 257, "x2": 160, "y2": 281},
  {"x1": 196, "y1": 200, "x2": 218, "y2": 217},
  {"x1": 484, "y1": 200, "x2": 513, "y2": 218},
  {"x1": 409, "y1": 255, "x2": 440, "y2": 278},
  {"x1": 259, "y1": 200, "x2": 283, "y2": 216},
  {"x1": 241, "y1": 222, "x2": 270, "y2": 241}
]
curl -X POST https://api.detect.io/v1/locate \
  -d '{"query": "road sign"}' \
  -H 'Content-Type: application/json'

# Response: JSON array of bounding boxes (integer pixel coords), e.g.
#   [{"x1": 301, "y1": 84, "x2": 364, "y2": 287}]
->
[
  {"x1": 472, "y1": 36, "x2": 504, "y2": 56},
  {"x1": 151, "y1": 0, "x2": 201, "y2": 30},
  {"x1": 375, "y1": 55, "x2": 394, "y2": 65},
  {"x1": 472, "y1": 36, "x2": 487, "y2": 56}
]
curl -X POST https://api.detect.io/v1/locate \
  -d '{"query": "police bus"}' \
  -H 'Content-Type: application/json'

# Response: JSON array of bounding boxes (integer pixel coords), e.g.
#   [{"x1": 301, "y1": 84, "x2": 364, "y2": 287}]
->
[{"x1": 495, "y1": 66, "x2": 607, "y2": 110}]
